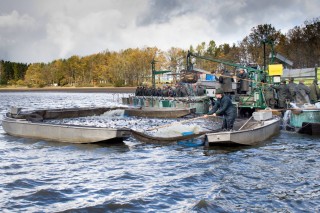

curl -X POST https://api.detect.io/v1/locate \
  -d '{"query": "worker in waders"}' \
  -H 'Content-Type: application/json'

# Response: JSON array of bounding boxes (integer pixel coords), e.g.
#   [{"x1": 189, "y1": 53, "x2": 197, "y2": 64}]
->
[{"x1": 204, "y1": 88, "x2": 237, "y2": 131}]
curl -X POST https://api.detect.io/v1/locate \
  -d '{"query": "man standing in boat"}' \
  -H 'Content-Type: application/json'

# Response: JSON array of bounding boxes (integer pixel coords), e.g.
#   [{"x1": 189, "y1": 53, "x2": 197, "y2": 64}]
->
[{"x1": 204, "y1": 88, "x2": 237, "y2": 131}]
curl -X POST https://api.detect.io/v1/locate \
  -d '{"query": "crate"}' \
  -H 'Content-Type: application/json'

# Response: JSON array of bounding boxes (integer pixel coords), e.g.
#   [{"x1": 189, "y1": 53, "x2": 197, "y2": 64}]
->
[{"x1": 253, "y1": 110, "x2": 272, "y2": 121}]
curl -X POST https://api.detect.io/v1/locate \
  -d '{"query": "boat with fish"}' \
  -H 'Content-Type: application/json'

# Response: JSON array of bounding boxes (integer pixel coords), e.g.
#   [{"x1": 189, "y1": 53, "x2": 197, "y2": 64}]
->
[
  {"x1": 131, "y1": 111, "x2": 280, "y2": 146},
  {"x1": 130, "y1": 116, "x2": 220, "y2": 145},
  {"x1": 2, "y1": 107, "x2": 131, "y2": 143},
  {"x1": 205, "y1": 111, "x2": 280, "y2": 146}
]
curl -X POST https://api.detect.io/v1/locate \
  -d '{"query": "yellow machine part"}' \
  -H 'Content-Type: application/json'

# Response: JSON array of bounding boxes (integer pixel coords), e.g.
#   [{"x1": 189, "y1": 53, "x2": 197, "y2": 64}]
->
[{"x1": 268, "y1": 64, "x2": 283, "y2": 76}]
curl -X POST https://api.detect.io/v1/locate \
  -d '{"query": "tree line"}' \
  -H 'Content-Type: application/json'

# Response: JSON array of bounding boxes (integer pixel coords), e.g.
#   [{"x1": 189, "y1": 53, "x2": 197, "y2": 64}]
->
[{"x1": 0, "y1": 17, "x2": 319, "y2": 87}]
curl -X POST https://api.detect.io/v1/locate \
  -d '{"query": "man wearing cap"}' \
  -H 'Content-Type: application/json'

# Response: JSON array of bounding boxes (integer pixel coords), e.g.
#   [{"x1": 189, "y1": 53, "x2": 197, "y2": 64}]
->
[
  {"x1": 271, "y1": 80, "x2": 290, "y2": 108},
  {"x1": 263, "y1": 84, "x2": 276, "y2": 108},
  {"x1": 287, "y1": 77, "x2": 297, "y2": 102},
  {"x1": 309, "y1": 79, "x2": 320, "y2": 104},
  {"x1": 204, "y1": 88, "x2": 237, "y2": 131},
  {"x1": 296, "y1": 80, "x2": 311, "y2": 104},
  {"x1": 218, "y1": 69, "x2": 234, "y2": 98},
  {"x1": 236, "y1": 68, "x2": 249, "y2": 94}
]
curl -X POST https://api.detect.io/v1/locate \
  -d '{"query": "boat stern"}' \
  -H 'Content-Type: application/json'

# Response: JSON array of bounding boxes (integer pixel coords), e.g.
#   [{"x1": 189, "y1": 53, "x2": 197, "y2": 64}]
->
[{"x1": 205, "y1": 132, "x2": 232, "y2": 144}]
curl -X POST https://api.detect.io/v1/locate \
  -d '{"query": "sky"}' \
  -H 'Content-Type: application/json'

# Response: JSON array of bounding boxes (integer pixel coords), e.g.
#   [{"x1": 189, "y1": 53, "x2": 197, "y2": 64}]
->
[{"x1": 0, "y1": 0, "x2": 319, "y2": 63}]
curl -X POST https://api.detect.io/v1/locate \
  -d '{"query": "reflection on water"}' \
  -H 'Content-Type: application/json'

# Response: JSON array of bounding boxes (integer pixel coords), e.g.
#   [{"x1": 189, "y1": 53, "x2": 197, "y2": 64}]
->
[{"x1": 0, "y1": 92, "x2": 320, "y2": 212}]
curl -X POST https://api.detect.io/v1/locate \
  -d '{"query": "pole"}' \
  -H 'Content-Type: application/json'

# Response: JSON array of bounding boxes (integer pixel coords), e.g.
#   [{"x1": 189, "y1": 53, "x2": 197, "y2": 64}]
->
[
  {"x1": 263, "y1": 42, "x2": 266, "y2": 71},
  {"x1": 151, "y1": 60, "x2": 155, "y2": 88}
]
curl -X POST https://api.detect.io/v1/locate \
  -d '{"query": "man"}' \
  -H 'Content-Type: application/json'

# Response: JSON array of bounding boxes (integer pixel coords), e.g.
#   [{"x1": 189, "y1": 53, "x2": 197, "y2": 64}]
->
[
  {"x1": 236, "y1": 68, "x2": 249, "y2": 94},
  {"x1": 287, "y1": 77, "x2": 297, "y2": 102},
  {"x1": 218, "y1": 70, "x2": 234, "y2": 97},
  {"x1": 295, "y1": 80, "x2": 311, "y2": 104},
  {"x1": 272, "y1": 80, "x2": 290, "y2": 109},
  {"x1": 309, "y1": 79, "x2": 320, "y2": 104},
  {"x1": 204, "y1": 88, "x2": 237, "y2": 131},
  {"x1": 263, "y1": 84, "x2": 276, "y2": 108}
]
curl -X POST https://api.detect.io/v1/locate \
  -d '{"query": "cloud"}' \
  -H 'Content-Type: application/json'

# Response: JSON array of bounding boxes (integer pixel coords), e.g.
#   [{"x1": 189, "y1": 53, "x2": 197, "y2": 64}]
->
[{"x1": 0, "y1": 0, "x2": 319, "y2": 63}]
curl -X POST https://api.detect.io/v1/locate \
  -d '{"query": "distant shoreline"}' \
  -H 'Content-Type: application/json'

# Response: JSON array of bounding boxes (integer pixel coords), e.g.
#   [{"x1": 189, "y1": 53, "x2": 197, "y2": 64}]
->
[{"x1": 0, "y1": 87, "x2": 136, "y2": 93}]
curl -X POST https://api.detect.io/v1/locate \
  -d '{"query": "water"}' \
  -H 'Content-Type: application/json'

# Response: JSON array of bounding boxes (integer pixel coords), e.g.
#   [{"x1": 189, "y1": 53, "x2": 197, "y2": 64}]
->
[{"x1": 1, "y1": 92, "x2": 320, "y2": 212}]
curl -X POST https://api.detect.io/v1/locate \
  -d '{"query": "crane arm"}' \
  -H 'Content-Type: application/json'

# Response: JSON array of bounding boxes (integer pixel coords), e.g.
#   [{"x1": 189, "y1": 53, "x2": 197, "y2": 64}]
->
[{"x1": 187, "y1": 51, "x2": 262, "y2": 73}]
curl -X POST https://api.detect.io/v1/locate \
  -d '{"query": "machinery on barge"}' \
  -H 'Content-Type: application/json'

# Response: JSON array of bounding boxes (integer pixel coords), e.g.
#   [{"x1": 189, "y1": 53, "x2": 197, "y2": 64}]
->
[{"x1": 124, "y1": 51, "x2": 285, "y2": 117}]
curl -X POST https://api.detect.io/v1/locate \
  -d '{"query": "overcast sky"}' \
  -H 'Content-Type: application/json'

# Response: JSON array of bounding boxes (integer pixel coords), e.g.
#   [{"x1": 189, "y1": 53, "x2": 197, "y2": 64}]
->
[{"x1": 0, "y1": 0, "x2": 319, "y2": 63}]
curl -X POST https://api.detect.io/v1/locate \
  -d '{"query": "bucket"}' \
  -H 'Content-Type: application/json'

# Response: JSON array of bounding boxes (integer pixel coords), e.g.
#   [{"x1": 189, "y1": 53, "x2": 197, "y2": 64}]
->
[
  {"x1": 144, "y1": 99, "x2": 149, "y2": 107},
  {"x1": 154, "y1": 99, "x2": 160, "y2": 108},
  {"x1": 189, "y1": 102, "x2": 209, "y2": 114},
  {"x1": 138, "y1": 98, "x2": 144, "y2": 107},
  {"x1": 129, "y1": 97, "x2": 134, "y2": 105},
  {"x1": 161, "y1": 100, "x2": 171, "y2": 107},
  {"x1": 175, "y1": 101, "x2": 184, "y2": 108},
  {"x1": 133, "y1": 98, "x2": 139, "y2": 106},
  {"x1": 122, "y1": 97, "x2": 129, "y2": 105}
]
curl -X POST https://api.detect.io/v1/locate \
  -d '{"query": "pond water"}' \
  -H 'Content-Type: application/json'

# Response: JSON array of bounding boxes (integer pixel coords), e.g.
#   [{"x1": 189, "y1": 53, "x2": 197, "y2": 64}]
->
[{"x1": 0, "y1": 92, "x2": 319, "y2": 212}]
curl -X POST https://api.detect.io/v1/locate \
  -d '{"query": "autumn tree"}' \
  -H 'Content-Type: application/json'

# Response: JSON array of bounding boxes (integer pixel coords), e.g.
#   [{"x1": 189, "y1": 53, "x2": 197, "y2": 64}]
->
[
  {"x1": 239, "y1": 24, "x2": 282, "y2": 69},
  {"x1": 165, "y1": 47, "x2": 185, "y2": 84},
  {"x1": 24, "y1": 63, "x2": 46, "y2": 87}
]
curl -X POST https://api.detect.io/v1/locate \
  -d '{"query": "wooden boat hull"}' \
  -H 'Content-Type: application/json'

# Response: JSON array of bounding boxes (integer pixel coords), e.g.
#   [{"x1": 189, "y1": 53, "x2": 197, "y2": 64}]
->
[
  {"x1": 2, "y1": 107, "x2": 131, "y2": 143},
  {"x1": 297, "y1": 122, "x2": 320, "y2": 135},
  {"x1": 124, "y1": 107, "x2": 195, "y2": 118},
  {"x1": 205, "y1": 118, "x2": 280, "y2": 146}
]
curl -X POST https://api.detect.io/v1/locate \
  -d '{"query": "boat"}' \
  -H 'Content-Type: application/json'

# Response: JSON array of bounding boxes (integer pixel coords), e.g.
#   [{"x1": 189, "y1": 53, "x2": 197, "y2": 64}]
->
[
  {"x1": 123, "y1": 96, "x2": 210, "y2": 114},
  {"x1": 2, "y1": 107, "x2": 131, "y2": 143},
  {"x1": 124, "y1": 107, "x2": 195, "y2": 118},
  {"x1": 205, "y1": 111, "x2": 280, "y2": 146},
  {"x1": 290, "y1": 108, "x2": 320, "y2": 128},
  {"x1": 131, "y1": 129, "x2": 211, "y2": 144},
  {"x1": 297, "y1": 122, "x2": 320, "y2": 135},
  {"x1": 281, "y1": 102, "x2": 320, "y2": 135},
  {"x1": 130, "y1": 115, "x2": 221, "y2": 145}
]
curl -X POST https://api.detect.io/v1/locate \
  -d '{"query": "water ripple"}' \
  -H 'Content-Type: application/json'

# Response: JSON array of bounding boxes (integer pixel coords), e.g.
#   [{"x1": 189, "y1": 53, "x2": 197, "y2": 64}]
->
[{"x1": 1, "y1": 92, "x2": 320, "y2": 212}]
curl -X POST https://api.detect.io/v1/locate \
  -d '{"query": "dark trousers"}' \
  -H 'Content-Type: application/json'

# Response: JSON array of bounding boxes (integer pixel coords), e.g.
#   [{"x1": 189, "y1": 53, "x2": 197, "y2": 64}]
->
[{"x1": 222, "y1": 115, "x2": 236, "y2": 130}]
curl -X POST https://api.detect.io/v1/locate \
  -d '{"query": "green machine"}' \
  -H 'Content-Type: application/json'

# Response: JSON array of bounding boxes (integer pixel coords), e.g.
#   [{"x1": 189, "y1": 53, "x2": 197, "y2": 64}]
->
[
  {"x1": 186, "y1": 51, "x2": 269, "y2": 110},
  {"x1": 151, "y1": 59, "x2": 171, "y2": 88}
]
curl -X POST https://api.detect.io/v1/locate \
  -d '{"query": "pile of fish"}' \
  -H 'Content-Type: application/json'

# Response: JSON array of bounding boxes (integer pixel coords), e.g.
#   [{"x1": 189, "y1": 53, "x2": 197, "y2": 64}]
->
[{"x1": 43, "y1": 109, "x2": 221, "y2": 137}]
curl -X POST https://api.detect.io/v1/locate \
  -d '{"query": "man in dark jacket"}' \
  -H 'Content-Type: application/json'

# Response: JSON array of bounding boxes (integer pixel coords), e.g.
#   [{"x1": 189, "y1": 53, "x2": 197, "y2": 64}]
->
[
  {"x1": 271, "y1": 80, "x2": 290, "y2": 108},
  {"x1": 263, "y1": 84, "x2": 276, "y2": 108},
  {"x1": 205, "y1": 88, "x2": 237, "y2": 131},
  {"x1": 236, "y1": 68, "x2": 249, "y2": 94},
  {"x1": 287, "y1": 77, "x2": 297, "y2": 102},
  {"x1": 296, "y1": 80, "x2": 311, "y2": 104},
  {"x1": 219, "y1": 70, "x2": 234, "y2": 97},
  {"x1": 309, "y1": 79, "x2": 320, "y2": 104}
]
